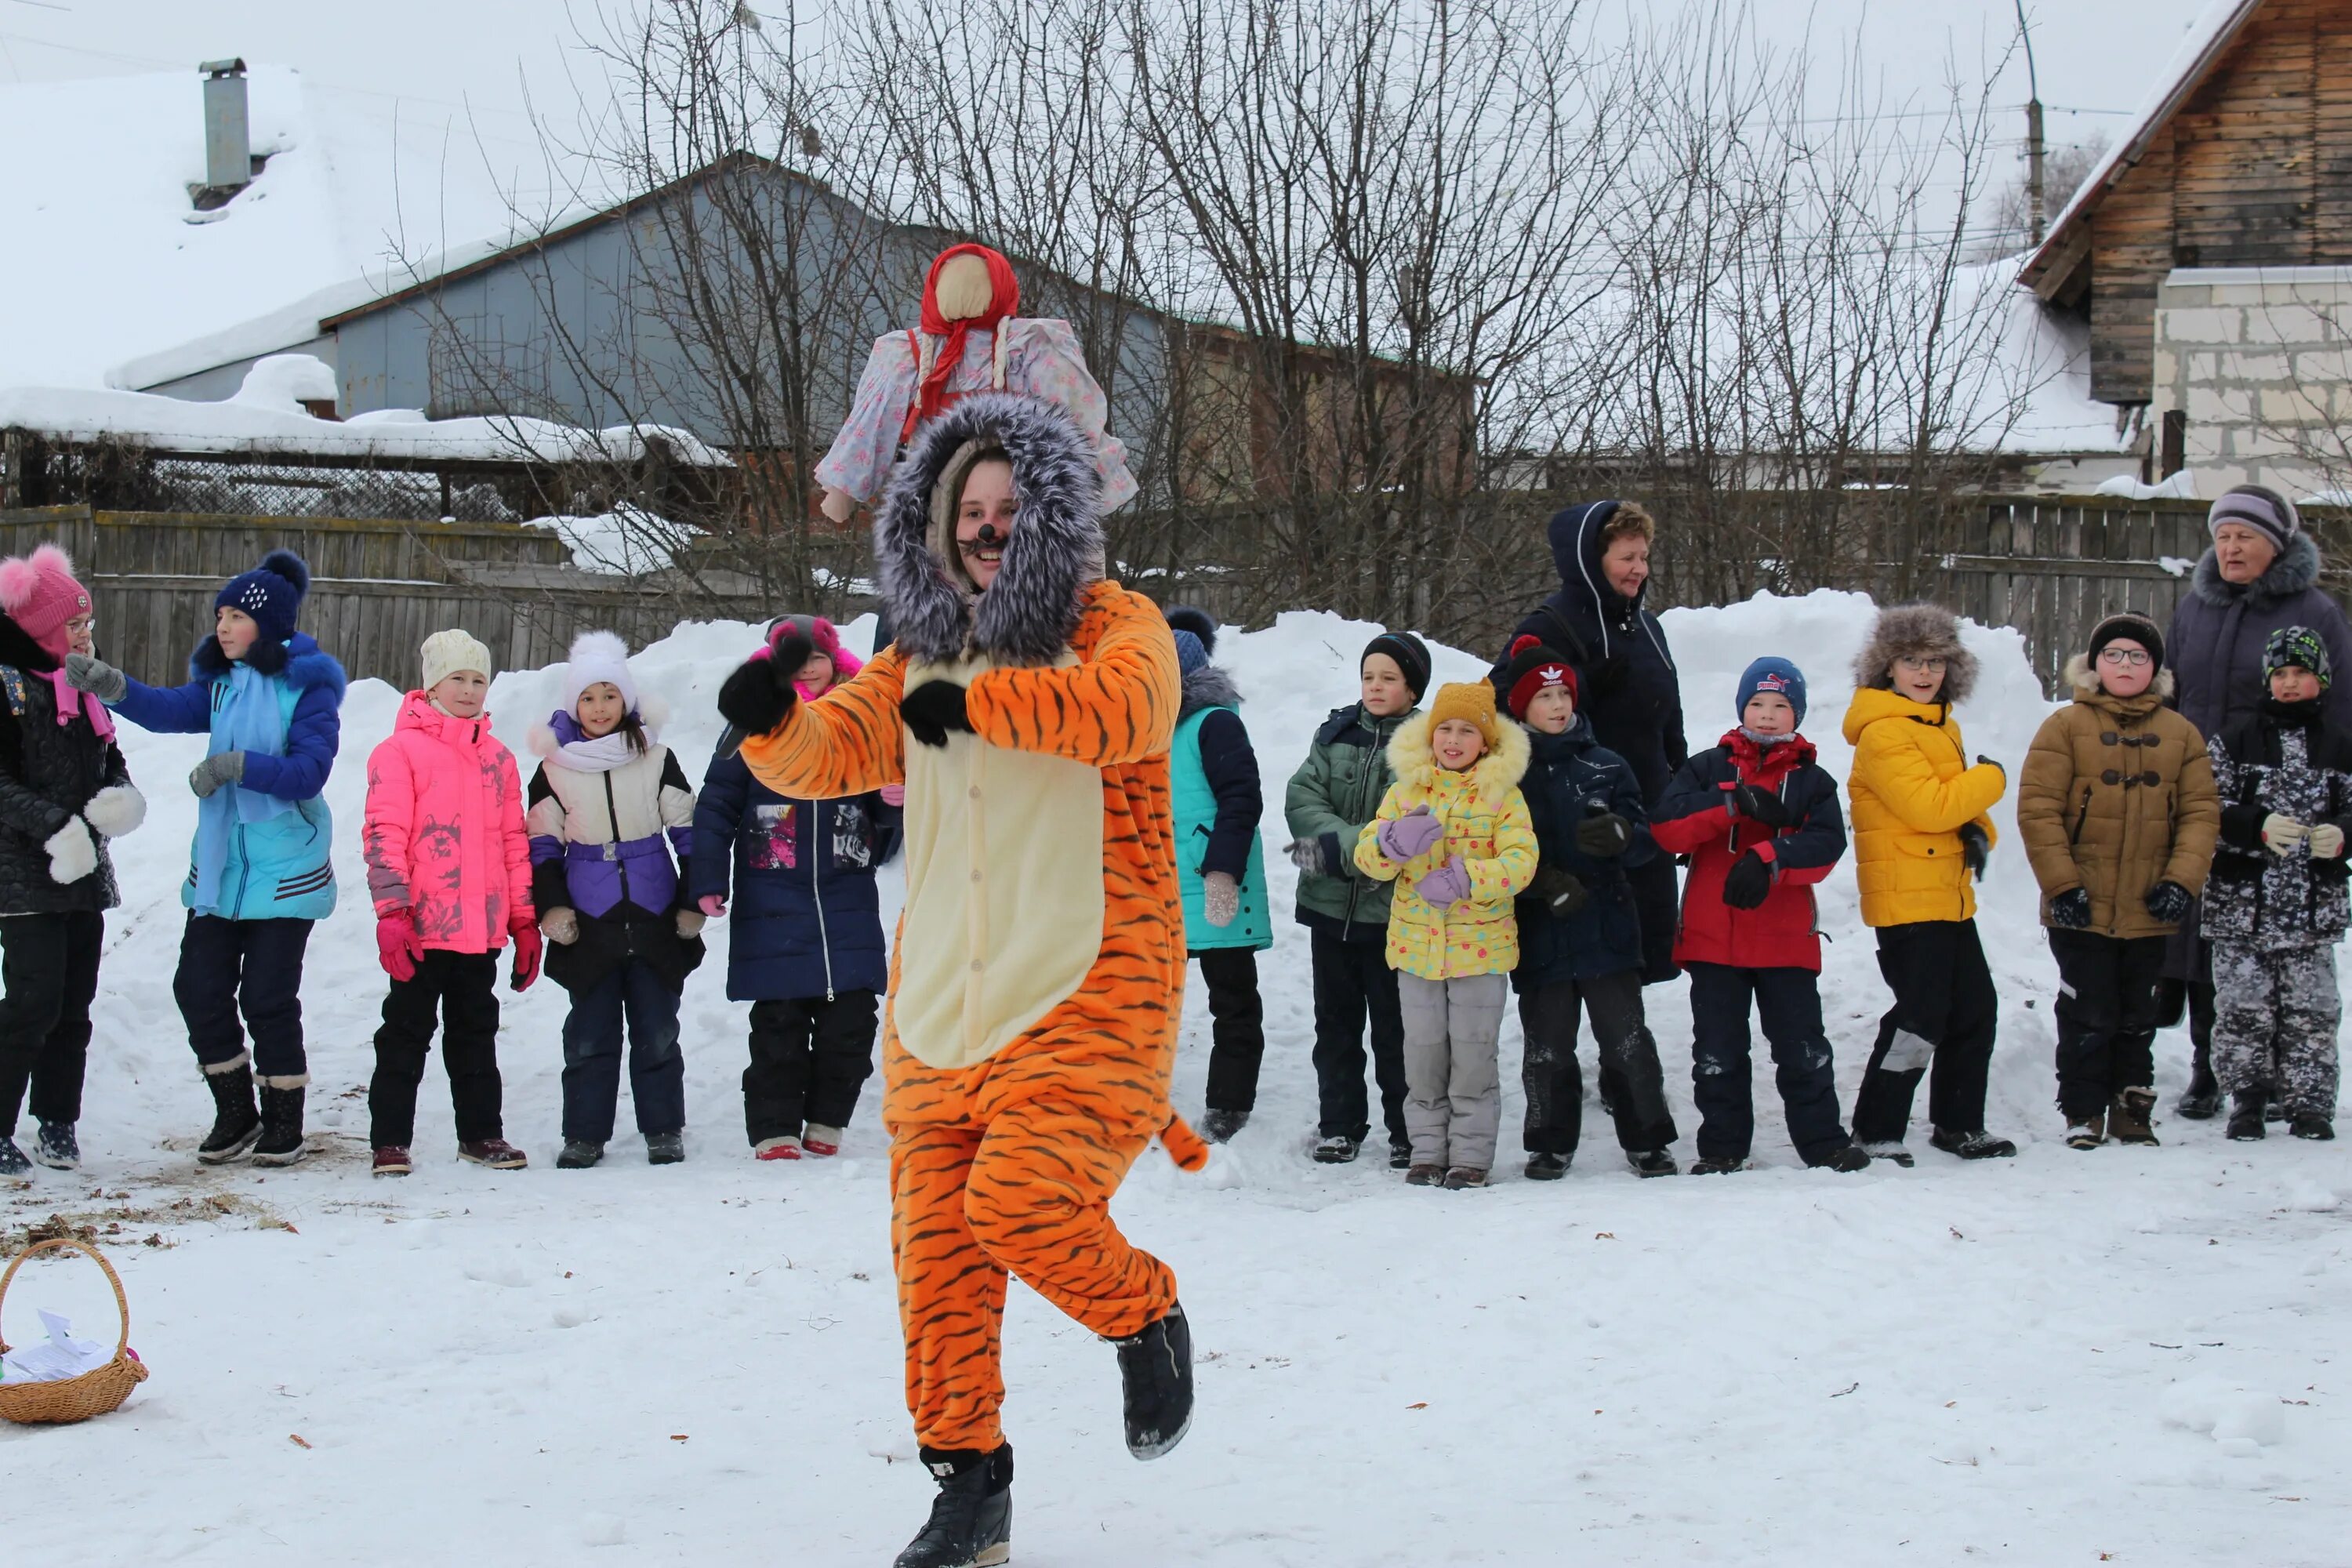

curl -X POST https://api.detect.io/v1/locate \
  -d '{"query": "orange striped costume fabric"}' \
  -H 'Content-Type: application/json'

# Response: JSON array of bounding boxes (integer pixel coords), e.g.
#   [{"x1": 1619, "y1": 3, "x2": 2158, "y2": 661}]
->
[{"x1": 741, "y1": 579, "x2": 1193, "y2": 1452}]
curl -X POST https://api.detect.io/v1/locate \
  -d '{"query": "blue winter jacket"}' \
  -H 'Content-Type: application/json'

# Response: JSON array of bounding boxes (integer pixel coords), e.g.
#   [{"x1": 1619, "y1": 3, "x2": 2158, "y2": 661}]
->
[
  {"x1": 111, "y1": 633, "x2": 345, "y2": 920},
  {"x1": 1513, "y1": 715, "x2": 1655, "y2": 989},
  {"x1": 687, "y1": 749, "x2": 899, "y2": 1002}
]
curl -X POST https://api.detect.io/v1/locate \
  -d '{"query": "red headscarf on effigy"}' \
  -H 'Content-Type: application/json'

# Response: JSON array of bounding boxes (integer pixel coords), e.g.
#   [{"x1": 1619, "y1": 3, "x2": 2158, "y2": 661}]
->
[{"x1": 903, "y1": 243, "x2": 1021, "y2": 440}]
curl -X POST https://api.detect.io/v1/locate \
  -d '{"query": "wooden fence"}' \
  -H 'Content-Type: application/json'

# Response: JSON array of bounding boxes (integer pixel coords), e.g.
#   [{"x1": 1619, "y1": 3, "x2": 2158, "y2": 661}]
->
[{"x1": 0, "y1": 506, "x2": 781, "y2": 688}]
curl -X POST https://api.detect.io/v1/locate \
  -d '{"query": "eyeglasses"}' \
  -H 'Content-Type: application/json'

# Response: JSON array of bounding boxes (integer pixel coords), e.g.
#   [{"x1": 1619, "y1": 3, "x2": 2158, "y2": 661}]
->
[
  {"x1": 2098, "y1": 648, "x2": 2152, "y2": 667},
  {"x1": 64, "y1": 615, "x2": 94, "y2": 634},
  {"x1": 1896, "y1": 656, "x2": 1947, "y2": 673}
]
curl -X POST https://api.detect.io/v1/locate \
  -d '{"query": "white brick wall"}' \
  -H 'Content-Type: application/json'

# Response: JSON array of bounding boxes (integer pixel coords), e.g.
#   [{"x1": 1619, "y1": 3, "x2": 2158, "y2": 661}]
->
[{"x1": 2152, "y1": 267, "x2": 2352, "y2": 497}]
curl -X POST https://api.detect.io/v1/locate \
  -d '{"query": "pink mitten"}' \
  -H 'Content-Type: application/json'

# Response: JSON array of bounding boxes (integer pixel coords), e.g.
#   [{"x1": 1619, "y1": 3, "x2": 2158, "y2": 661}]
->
[{"x1": 699, "y1": 893, "x2": 728, "y2": 919}]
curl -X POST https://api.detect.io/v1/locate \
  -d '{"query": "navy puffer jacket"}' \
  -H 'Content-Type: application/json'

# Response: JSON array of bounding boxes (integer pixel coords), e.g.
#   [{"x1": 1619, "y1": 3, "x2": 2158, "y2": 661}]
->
[
  {"x1": 1512, "y1": 715, "x2": 1654, "y2": 989},
  {"x1": 688, "y1": 749, "x2": 900, "y2": 1002}
]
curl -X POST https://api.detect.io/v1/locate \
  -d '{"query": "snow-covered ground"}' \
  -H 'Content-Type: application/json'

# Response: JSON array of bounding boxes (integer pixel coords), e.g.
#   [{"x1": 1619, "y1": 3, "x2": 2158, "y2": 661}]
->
[{"x1": 4, "y1": 592, "x2": 2347, "y2": 1566}]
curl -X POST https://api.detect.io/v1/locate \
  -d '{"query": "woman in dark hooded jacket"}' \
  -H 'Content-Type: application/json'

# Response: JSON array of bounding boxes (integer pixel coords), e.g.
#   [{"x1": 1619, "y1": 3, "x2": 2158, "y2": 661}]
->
[
  {"x1": 1490, "y1": 499, "x2": 1686, "y2": 985},
  {"x1": 2162, "y1": 485, "x2": 2352, "y2": 1117}
]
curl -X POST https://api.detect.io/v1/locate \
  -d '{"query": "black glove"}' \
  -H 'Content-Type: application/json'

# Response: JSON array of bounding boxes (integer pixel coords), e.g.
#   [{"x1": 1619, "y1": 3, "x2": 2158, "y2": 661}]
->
[
  {"x1": 717, "y1": 650, "x2": 800, "y2": 736},
  {"x1": 1529, "y1": 864, "x2": 1589, "y2": 918},
  {"x1": 1721, "y1": 850, "x2": 1773, "y2": 910},
  {"x1": 1732, "y1": 783, "x2": 1791, "y2": 829},
  {"x1": 2144, "y1": 880, "x2": 2193, "y2": 925},
  {"x1": 2048, "y1": 887, "x2": 2093, "y2": 929},
  {"x1": 901, "y1": 680, "x2": 974, "y2": 748},
  {"x1": 1585, "y1": 656, "x2": 1632, "y2": 700},
  {"x1": 1976, "y1": 753, "x2": 2005, "y2": 785},
  {"x1": 1574, "y1": 806, "x2": 1632, "y2": 858},
  {"x1": 1958, "y1": 822, "x2": 1990, "y2": 880}
]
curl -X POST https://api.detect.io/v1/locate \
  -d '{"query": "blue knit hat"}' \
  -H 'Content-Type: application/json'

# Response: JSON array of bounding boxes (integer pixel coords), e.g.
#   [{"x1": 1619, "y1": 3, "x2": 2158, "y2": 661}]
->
[
  {"x1": 1737, "y1": 655, "x2": 1806, "y2": 727},
  {"x1": 216, "y1": 550, "x2": 310, "y2": 647},
  {"x1": 1171, "y1": 628, "x2": 1209, "y2": 677}
]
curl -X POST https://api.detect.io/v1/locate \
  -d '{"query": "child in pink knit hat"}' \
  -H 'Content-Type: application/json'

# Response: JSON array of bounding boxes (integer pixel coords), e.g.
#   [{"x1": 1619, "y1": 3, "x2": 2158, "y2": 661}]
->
[{"x1": 0, "y1": 545, "x2": 146, "y2": 1176}]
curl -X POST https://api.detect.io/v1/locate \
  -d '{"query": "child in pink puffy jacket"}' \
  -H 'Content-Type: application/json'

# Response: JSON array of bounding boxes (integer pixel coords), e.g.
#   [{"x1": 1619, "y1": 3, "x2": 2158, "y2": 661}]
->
[{"x1": 361, "y1": 630, "x2": 539, "y2": 1175}]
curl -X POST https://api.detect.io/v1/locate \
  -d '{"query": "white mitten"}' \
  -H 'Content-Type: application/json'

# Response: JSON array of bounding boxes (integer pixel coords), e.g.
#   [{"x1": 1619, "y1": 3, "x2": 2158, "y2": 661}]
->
[
  {"x1": 2310, "y1": 822, "x2": 2347, "y2": 859},
  {"x1": 540, "y1": 907, "x2": 581, "y2": 946},
  {"x1": 44, "y1": 817, "x2": 96, "y2": 884},
  {"x1": 1203, "y1": 871, "x2": 1240, "y2": 927},
  {"x1": 2263, "y1": 814, "x2": 2311, "y2": 855},
  {"x1": 81, "y1": 784, "x2": 147, "y2": 839}
]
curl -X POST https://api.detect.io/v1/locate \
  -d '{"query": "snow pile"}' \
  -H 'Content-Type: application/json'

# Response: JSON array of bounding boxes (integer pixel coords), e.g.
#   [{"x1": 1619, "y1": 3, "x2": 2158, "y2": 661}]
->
[
  {"x1": 524, "y1": 507, "x2": 705, "y2": 575},
  {"x1": 2096, "y1": 470, "x2": 2201, "y2": 500},
  {"x1": 0, "y1": 357, "x2": 728, "y2": 468},
  {"x1": 5, "y1": 590, "x2": 2347, "y2": 1564}
]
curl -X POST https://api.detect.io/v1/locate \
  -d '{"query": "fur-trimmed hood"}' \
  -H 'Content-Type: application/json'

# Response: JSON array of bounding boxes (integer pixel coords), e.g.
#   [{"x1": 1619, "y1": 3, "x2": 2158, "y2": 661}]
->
[
  {"x1": 2191, "y1": 530, "x2": 2323, "y2": 609},
  {"x1": 1178, "y1": 662, "x2": 1241, "y2": 720},
  {"x1": 873, "y1": 391, "x2": 1105, "y2": 666},
  {"x1": 2063, "y1": 653, "x2": 2176, "y2": 713},
  {"x1": 1852, "y1": 602, "x2": 1977, "y2": 706},
  {"x1": 1386, "y1": 706, "x2": 1533, "y2": 808},
  {"x1": 191, "y1": 629, "x2": 347, "y2": 700}
]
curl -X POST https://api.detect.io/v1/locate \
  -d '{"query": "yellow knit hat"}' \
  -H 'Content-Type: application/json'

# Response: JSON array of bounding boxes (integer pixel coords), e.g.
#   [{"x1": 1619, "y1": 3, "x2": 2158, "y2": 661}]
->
[{"x1": 1426, "y1": 681, "x2": 1501, "y2": 749}]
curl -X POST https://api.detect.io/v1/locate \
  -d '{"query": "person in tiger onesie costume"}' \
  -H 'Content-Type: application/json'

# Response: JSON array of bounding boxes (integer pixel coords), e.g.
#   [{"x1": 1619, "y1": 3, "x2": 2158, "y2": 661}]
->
[{"x1": 717, "y1": 391, "x2": 1202, "y2": 1568}]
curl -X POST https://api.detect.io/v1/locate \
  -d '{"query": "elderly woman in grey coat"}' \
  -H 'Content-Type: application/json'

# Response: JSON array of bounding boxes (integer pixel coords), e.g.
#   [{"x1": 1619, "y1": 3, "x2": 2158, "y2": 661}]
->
[{"x1": 2163, "y1": 484, "x2": 2352, "y2": 1117}]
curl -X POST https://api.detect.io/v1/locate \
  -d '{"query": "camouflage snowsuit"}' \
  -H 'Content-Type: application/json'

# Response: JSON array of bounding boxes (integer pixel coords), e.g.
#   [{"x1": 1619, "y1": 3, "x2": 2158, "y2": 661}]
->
[{"x1": 2206, "y1": 706, "x2": 2352, "y2": 1119}]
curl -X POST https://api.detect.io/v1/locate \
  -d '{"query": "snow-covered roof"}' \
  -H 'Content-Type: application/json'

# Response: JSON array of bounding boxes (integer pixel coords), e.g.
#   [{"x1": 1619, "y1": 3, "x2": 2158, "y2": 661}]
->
[
  {"x1": 2017, "y1": 0, "x2": 2262, "y2": 296},
  {"x1": 0, "y1": 65, "x2": 575, "y2": 391},
  {"x1": 1972, "y1": 267, "x2": 2134, "y2": 456},
  {"x1": 0, "y1": 355, "x2": 731, "y2": 467}
]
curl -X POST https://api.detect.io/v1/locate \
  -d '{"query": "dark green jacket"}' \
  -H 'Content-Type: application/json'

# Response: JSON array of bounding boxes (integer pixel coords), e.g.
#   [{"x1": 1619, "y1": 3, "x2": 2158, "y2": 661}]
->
[{"x1": 1284, "y1": 702, "x2": 1419, "y2": 941}]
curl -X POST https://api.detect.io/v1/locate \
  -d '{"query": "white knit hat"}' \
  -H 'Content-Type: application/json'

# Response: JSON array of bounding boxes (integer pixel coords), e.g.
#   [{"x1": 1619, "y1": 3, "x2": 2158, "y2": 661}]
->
[
  {"x1": 559, "y1": 630, "x2": 638, "y2": 716},
  {"x1": 420, "y1": 628, "x2": 494, "y2": 691}
]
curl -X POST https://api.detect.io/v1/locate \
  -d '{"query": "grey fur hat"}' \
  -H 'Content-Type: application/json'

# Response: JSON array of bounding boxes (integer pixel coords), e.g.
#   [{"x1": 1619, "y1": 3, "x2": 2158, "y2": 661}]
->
[
  {"x1": 1853, "y1": 601, "x2": 1978, "y2": 706},
  {"x1": 874, "y1": 391, "x2": 1105, "y2": 667}
]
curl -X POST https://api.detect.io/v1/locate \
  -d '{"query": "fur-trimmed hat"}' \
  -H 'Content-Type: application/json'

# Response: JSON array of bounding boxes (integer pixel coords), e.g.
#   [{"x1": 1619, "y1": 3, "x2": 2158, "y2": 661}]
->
[
  {"x1": 0, "y1": 544, "x2": 92, "y2": 662},
  {"x1": 1498, "y1": 633, "x2": 1578, "y2": 719},
  {"x1": 560, "y1": 630, "x2": 638, "y2": 717},
  {"x1": 1853, "y1": 602, "x2": 1976, "y2": 706},
  {"x1": 216, "y1": 550, "x2": 310, "y2": 648}
]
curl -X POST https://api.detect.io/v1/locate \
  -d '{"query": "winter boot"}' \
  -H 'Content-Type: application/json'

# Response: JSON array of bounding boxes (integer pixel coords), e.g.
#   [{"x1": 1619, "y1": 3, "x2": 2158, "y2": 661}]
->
[
  {"x1": 2225, "y1": 1093, "x2": 2266, "y2": 1142},
  {"x1": 31, "y1": 1120, "x2": 78, "y2": 1171},
  {"x1": 1200, "y1": 1108, "x2": 1248, "y2": 1144},
  {"x1": 2290, "y1": 1112, "x2": 2335, "y2": 1142},
  {"x1": 1405, "y1": 1163, "x2": 1443, "y2": 1185},
  {"x1": 2065, "y1": 1112, "x2": 2106, "y2": 1151},
  {"x1": 1441, "y1": 1166, "x2": 1488, "y2": 1189},
  {"x1": 197, "y1": 1062, "x2": 262, "y2": 1164},
  {"x1": 457, "y1": 1138, "x2": 528, "y2": 1169},
  {"x1": 895, "y1": 1445, "x2": 1012, "y2": 1568},
  {"x1": 754, "y1": 1135, "x2": 803, "y2": 1161},
  {"x1": 1929, "y1": 1127, "x2": 2016, "y2": 1160},
  {"x1": 252, "y1": 1085, "x2": 307, "y2": 1167},
  {"x1": 1107, "y1": 1302, "x2": 1192, "y2": 1460},
  {"x1": 645, "y1": 1132, "x2": 684, "y2": 1165},
  {"x1": 1689, "y1": 1152, "x2": 1745, "y2": 1174},
  {"x1": 2266, "y1": 1096, "x2": 2288, "y2": 1123},
  {"x1": 557, "y1": 1139, "x2": 604, "y2": 1169},
  {"x1": 372, "y1": 1145, "x2": 412, "y2": 1177},
  {"x1": 1860, "y1": 1140, "x2": 1914, "y2": 1167},
  {"x1": 1387, "y1": 1138, "x2": 1413, "y2": 1171},
  {"x1": 1310, "y1": 1134, "x2": 1360, "y2": 1165},
  {"x1": 1627, "y1": 1148, "x2": 1678, "y2": 1178},
  {"x1": 2110, "y1": 1088, "x2": 2159, "y2": 1146},
  {"x1": 2176, "y1": 1045, "x2": 2222, "y2": 1120},
  {"x1": 802, "y1": 1124, "x2": 844, "y2": 1156},
  {"x1": 0, "y1": 1135, "x2": 27, "y2": 1176},
  {"x1": 1817, "y1": 1142, "x2": 1873, "y2": 1173},
  {"x1": 1523, "y1": 1151, "x2": 1570, "y2": 1181}
]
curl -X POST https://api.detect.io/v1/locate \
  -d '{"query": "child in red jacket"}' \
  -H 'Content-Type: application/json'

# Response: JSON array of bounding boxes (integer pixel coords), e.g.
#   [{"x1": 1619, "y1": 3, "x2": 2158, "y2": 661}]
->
[{"x1": 1650, "y1": 659, "x2": 1868, "y2": 1173}]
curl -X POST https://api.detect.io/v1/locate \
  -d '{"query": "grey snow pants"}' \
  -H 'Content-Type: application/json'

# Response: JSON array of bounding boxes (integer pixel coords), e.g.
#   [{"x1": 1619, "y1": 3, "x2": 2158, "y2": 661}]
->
[
  {"x1": 2210, "y1": 938, "x2": 2341, "y2": 1119},
  {"x1": 1398, "y1": 971, "x2": 1509, "y2": 1172}
]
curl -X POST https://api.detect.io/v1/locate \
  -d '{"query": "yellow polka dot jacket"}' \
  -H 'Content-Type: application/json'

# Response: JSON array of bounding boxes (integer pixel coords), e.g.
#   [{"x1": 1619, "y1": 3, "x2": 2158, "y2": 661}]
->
[{"x1": 1353, "y1": 712, "x2": 1537, "y2": 980}]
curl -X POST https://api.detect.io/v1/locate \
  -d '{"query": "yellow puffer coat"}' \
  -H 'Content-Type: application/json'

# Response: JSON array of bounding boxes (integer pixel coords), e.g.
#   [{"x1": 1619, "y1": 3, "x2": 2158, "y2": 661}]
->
[
  {"x1": 1842, "y1": 686, "x2": 2007, "y2": 927},
  {"x1": 1354, "y1": 713, "x2": 1537, "y2": 979}
]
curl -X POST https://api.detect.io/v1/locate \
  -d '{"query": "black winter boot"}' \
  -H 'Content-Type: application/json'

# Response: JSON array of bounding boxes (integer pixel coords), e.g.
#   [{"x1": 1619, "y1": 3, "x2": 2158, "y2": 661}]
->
[
  {"x1": 2225, "y1": 1093, "x2": 2265, "y2": 1142},
  {"x1": 895, "y1": 1445, "x2": 1012, "y2": 1568},
  {"x1": 1200, "y1": 1108, "x2": 1248, "y2": 1143},
  {"x1": 1929, "y1": 1127, "x2": 2016, "y2": 1160},
  {"x1": 0, "y1": 1135, "x2": 27, "y2": 1176},
  {"x1": 2176, "y1": 1053, "x2": 2222, "y2": 1120},
  {"x1": 198, "y1": 1063, "x2": 262, "y2": 1164},
  {"x1": 31, "y1": 1120, "x2": 78, "y2": 1171},
  {"x1": 252, "y1": 1085, "x2": 307, "y2": 1167},
  {"x1": 1109, "y1": 1301, "x2": 1193, "y2": 1460},
  {"x1": 1523, "y1": 1151, "x2": 1570, "y2": 1181}
]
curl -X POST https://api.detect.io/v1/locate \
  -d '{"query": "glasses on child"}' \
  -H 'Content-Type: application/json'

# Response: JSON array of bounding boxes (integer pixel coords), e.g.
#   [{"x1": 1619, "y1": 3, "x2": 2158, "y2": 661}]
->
[
  {"x1": 64, "y1": 615, "x2": 95, "y2": 637},
  {"x1": 2098, "y1": 648, "x2": 2152, "y2": 667},
  {"x1": 1896, "y1": 655, "x2": 1947, "y2": 673}
]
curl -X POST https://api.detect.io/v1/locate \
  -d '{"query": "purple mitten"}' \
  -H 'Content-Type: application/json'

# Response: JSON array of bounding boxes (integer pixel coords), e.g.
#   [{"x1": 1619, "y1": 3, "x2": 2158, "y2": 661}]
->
[
  {"x1": 1378, "y1": 804, "x2": 1445, "y2": 862},
  {"x1": 1417, "y1": 855, "x2": 1473, "y2": 909}
]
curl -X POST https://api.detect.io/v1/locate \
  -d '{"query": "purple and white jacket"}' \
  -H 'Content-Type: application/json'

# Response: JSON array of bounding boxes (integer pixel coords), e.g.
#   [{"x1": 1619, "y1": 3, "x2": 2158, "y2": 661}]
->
[{"x1": 525, "y1": 710, "x2": 696, "y2": 924}]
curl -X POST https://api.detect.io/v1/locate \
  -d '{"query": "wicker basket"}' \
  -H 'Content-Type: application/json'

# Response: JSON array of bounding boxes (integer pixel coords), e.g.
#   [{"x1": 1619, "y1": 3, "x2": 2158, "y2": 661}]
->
[{"x1": 0, "y1": 1236, "x2": 149, "y2": 1425}]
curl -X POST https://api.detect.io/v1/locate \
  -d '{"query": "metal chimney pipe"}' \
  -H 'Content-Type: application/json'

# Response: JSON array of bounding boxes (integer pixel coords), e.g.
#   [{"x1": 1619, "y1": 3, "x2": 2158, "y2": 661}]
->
[{"x1": 200, "y1": 59, "x2": 251, "y2": 194}]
